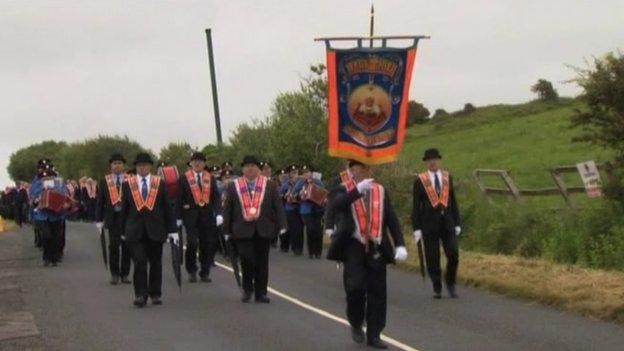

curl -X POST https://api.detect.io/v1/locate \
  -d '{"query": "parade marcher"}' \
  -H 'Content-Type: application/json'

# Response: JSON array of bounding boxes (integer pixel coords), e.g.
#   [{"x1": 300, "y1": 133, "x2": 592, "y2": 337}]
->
[
  {"x1": 176, "y1": 152, "x2": 222, "y2": 283},
  {"x1": 78, "y1": 177, "x2": 88, "y2": 221},
  {"x1": 120, "y1": 153, "x2": 177, "y2": 307},
  {"x1": 260, "y1": 161, "x2": 273, "y2": 179},
  {"x1": 95, "y1": 153, "x2": 132, "y2": 285},
  {"x1": 326, "y1": 160, "x2": 407, "y2": 349},
  {"x1": 279, "y1": 164, "x2": 303, "y2": 254},
  {"x1": 293, "y1": 165, "x2": 325, "y2": 259},
  {"x1": 85, "y1": 178, "x2": 97, "y2": 221},
  {"x1": 276, "y1": 168, "x2": 288, "y2": 188},
  {"x1": 223, "y1": 155, "x2": 287, "y2": 303},
  {"x1": 29, "y1": 167, "x2": 69, "y2": 267},
  {"x1": 13, "y1": 181, "x2": 27, "y2": 227},
  {"x1": 412, "y1": 148, "x2": 461, "y2": 299},
  {"x1": 209, "y1": 165, "x2": 222, "y2": 180}
]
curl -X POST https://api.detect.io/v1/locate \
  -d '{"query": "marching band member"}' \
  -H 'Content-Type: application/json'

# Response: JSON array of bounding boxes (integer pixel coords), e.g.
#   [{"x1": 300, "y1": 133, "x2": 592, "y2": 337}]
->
[
  {"x1": 120, "y1": 153, "x2": 177, "y2": 307},
  {"x1": 412, "y1": 148, "x2": 461, "y2": 299},
  {"x1": 293, "y1": 164, "x2": 325, "y2": 259},
  {"x1": 223, "y1": 156, "x2": 286, "y2": 303},
  {"x1": 326, "y1": 160, "x2": 407, "y2": 349},
  {"x1": 260, "y1": 161, "x2": 273, "y2": 179},
  {"x1": 95, "y1": 153, "x2": 132, "y2": 285},
  {"x1": 279, "y1": 164, "x2": 302, "y2": 254},
  {"x1": 176, "y1": 152, "x2": 222, "y2": 283}
]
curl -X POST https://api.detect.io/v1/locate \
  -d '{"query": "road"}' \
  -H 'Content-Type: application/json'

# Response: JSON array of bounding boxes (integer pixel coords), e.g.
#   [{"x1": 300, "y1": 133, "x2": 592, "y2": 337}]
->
[{"x1": 2, "y1": 222, "x2": 624, "y2": 351}]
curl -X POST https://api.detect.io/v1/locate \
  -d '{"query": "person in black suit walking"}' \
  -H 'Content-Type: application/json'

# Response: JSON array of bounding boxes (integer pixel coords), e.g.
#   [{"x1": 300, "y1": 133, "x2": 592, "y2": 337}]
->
[
  {"x1": 176, "y1": 152, "x2": 222, "y2": 283},
  {"x1": 222, "y1": 155, "x2": 287, "y2": 303},
  {"x1": 411, "y1": 148, "x2": 461, "y2": 299},
  {"x1": 120, "y1": 153, "x2": 177, "y2": 307},
  {"x1": 95, "y1": 153, "x2": 132, "y2": 285},
  {"x1": 326, "y1": 160, "x2": 408, "y2": 349}
]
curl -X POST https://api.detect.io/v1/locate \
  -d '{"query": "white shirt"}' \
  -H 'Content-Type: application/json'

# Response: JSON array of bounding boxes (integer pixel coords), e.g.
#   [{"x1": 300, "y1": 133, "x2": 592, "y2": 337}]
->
[
  {"x1": 136, "y1": 174, "x2": 151, "y2": 193},
  {"x1": 428, "y1": 170, "x2": 443, "y2": 191}
]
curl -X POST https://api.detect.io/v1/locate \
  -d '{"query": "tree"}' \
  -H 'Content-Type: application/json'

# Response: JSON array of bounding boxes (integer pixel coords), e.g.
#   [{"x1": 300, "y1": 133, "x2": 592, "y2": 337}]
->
[
  {"x1": 406, "y1": 101, "x2": 430, "y2": 126},
  {"x1": 159, "y1": 142, "x2": 194, "y2": 171},
  {"x1": 531, "y1": 79, "x2": 559, "y2": 101},
  {"x1": 432, "y1": 108, "x2": 449, "y2": 119},
  {"x1": 463, "y1": 103, "x2": 477, "y2": 114},
  {"x1": 7, "y1": 140, "x2": 68, "y2": 182}
]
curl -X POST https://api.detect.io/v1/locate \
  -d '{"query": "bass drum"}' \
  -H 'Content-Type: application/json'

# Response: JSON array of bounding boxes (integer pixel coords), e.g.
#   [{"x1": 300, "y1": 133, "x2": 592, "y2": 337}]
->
[{"x1": 158, "y1": 165, "x2": 180, "y2": 200}]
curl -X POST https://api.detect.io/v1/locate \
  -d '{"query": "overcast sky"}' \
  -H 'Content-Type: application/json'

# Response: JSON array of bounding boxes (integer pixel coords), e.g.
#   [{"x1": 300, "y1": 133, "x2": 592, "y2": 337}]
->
[{"x1": 1, "y1": 0, "x2": 623, "y2": 185}]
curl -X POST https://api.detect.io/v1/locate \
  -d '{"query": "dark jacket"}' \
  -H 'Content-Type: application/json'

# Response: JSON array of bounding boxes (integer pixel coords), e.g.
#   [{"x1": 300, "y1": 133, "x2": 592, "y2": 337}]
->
[
  {"x1": 411, "y1": 173, "x2": 460, "y2": 234},
  {"x1": 95, "y1": 176, "x2": 122, "y2": 228},
  {"x1": 326, "y1": 184, "x2": 405, "y2": 264},
  {"x1": 176, "y1": 173, "x2": 222, "y2": 229},
  {"x1": 323, "y1": 174, "x2": 345, "y2": 232},
  {"x1": 120, "y1": 176, "x2": 176, "y2": 243},
  {"x1": 222, "y1": 178, "x2": 287, "y2": 240}
]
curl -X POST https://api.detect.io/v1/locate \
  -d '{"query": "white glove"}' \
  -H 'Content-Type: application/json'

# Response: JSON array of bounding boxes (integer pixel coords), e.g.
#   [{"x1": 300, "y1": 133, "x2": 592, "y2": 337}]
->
[
  {"x1": 95, "y1": 222, "x2": 104, "y2": 231},
  {"x1": 176, "y1": 219, "x2": 183, "y2": 228},
  {"x1": 413, "y1": 230, "x2": 422, "y2": 243},
  {"x1": 325, "y1": 228, "x2": 335, "y2": 238},
  {"x1": 216, "y1": 215, "x2": 224, "y2": 226},
  {"x1": 279, "y1": 228, "x2": 287, "y2": 235},
  {"x1": 455, "y1": 226, "x2": 461, "y2": 236},
  {"x1": 356, "y1": 178, "x2": 375, "y2": 194},
  {"x1": 224, "y1": 234, "x2": 231, "y2": 241},
  {"x1": 168, "y1": 232, "x2": 179, "y2": 245},
  {"x1": 394, "y1": 246, "x2": 408, "y2": 262}
]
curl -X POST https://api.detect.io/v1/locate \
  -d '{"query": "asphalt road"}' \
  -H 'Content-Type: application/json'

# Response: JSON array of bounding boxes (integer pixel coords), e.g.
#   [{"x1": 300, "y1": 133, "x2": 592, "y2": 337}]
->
[{"x1": 4, "y1": 222, "x2": 624, "y2": 351}]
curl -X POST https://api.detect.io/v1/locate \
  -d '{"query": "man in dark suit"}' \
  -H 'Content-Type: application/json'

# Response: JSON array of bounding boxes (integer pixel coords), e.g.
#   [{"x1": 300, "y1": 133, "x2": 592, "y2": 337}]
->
[
  {"x1": 176, "y1": 152, "x2": 222, "y2": 283},
  {"x1": 120, "y1": 153, "x2": 177, "y2": 307},
  {"x1": 95, "y1": 153, "x2": 132, "y2": 285},
  {"x1": 411, "y1": 148, "x2": 461, "y2": 299},
  {"x1": 223, "y1": 155, "x2": 287, "y2": 303},
  {"x1": 327, "y1": 160, "x2": 407, "y2": 349}
]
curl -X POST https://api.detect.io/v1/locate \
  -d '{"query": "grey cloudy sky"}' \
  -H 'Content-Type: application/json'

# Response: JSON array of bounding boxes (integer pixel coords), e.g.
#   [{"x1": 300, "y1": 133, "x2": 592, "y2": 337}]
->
[{"x1": 1, "y1": 0, "x2": 623, "y2": 185}]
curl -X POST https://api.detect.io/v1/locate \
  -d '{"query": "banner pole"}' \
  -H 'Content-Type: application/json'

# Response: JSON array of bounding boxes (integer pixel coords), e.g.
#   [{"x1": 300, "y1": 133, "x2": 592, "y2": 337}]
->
[{"x1": 369, "y1": 3, "x2": 374, "y2": 48}]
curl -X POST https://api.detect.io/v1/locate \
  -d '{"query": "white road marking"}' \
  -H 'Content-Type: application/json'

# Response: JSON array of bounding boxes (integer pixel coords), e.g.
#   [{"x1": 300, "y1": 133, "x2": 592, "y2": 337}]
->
[{"x1": 215, "y1": 261, "x2": 421, "y2": 351}]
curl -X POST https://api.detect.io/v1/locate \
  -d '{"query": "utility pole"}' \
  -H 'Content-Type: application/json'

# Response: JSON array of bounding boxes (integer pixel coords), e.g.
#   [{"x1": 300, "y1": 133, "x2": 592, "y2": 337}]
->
[{"x1": 205, "y1": 28, "x2": 223, "y2": 144}]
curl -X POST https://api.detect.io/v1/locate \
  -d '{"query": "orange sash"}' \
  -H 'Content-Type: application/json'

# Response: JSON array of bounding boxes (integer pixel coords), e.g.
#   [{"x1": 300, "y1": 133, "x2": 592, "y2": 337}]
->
[
  {"x1": 339, "y1": 170, "x2": 350, "y2": 183},
  {"x1": 185, "y1": 170, "x2": 211, "y2": 206},
  {"x1": 235, "y1": 176, "x2": 268, "y2": 222},
  {"x1": 418, "y1": 171, "x2": 450, "y2": 208},
  {"x1": 128, "y1": 175, "x2": 161, "y2": 211},
  {"x1": 342, "y1": 179, "x2": 384, "y2": 245},
  {"x1": 105, "y1": 174, "x2": 125, "y2": 205}
]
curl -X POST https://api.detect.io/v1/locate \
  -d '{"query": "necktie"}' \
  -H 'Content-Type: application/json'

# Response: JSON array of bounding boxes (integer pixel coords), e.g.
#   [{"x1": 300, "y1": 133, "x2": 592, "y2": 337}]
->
[
  {"x1": 115, "y1": 175, "x2": 121, "y2": 192},
  {"x1": 197, "y1": 173, "x2": 202, "y2": 188},
  {"x1": 434, "y1": 173, "x2": 441, "y2": 196},
  {"x1": 141, "y1": 178, "x2": 148, "y2": 200}
]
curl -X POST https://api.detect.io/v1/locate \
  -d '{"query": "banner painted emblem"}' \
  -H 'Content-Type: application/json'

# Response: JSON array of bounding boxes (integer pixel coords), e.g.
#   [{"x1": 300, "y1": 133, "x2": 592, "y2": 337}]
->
[{"x1": 326, "y1": 46, "x2": 418, "y2": 164}]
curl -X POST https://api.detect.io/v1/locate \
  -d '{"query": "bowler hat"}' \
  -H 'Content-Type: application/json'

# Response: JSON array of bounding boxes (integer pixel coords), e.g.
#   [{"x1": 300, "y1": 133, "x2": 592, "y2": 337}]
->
[
  {"x1": 133, "y1": 153, "x2": 154, "y2": 165},
  {"x1": 422, "y1": 148, "x2": 442, "y2": 161},
  {"x1": 240, "y1": 155, "x2": 261, "y2": 168},
  {"x1": 109, "y1": 153, "x2": 126, "y2": 164},
  {"x1": 190, "y1": 152, "x2": 207, "y2": 162}
]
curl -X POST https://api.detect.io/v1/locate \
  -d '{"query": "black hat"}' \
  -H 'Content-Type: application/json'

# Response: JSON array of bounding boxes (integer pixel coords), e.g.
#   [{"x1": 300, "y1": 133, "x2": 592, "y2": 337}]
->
[
  {"x1": 348, "y1": 159, "x2": 365, "y2": 168},
  {"x1": 221, "y1": 169, "x2": 234, "y2": 177},
  {"x1": 37, "y1": 158, "x2": 51, "y2": 167},
  {"x1": 190, "y1": 152, "x2": 207, "y2": 162},
  {"x1": 287, "y1": 164, "x2": 299, "y2": 172},
  {"x1": 422, "y1": 148, "x2": 442, "y2": 161},
  {"x1": 260, "y1": 161, "x2": 273, "y2": 169},
  {"x1": 210, "y1": 165, "x2": 222, "y2": 172},
  {"x1": 222, "y1": 161, "x2": 233, "y2": 168},
  {"x1": 158, "y1": 161, "x2": 167, "y2": 168},
  {"x1": 133, "y1": 153, "x2": 154, "y2": 165},
  {"x1": 241, "y1": 155, "x2": 261, "y2": 168},
  {"x1": 109, "y1": 153, "x2": 126, "y2": 164},
  {"x1": 278, "y1": 168, "x2": 287, "y2": 175},
  {"x1": 40, "y1": 169, "x2": 57, "y2": 178},
  {"x1": 300, "y1": 164, "x2": 313, "y2": 172}
]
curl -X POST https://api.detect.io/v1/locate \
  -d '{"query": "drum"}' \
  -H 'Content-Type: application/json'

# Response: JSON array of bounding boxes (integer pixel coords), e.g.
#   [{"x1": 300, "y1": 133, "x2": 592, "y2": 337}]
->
[
  {"x1": 300, "y1": 182, "x2": 328, "y2": 207},
  {"x1": 39, "y1": 190, "x2": 67, "y2": 214},
  {"x1": 158, "y1": 166, "x2": 180, "y2": 200}
]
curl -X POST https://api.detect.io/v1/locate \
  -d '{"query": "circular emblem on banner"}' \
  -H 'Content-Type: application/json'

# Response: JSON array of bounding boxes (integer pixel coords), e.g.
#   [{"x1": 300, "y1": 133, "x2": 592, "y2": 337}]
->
[
  {"x1": 249, "y1": 207, "x2": 257, "y2": 215},
  {"x1": 348, "y1": 84, "x2": 392, "y2": 134}
]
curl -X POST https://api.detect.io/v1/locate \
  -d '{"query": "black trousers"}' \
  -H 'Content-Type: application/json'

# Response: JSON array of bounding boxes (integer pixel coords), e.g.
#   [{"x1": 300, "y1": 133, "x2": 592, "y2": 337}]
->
[
  {"x1": 13, "y1": 204, "x2": 23, "y2": 227},
  {"x1": 423, "y1": 224, "x2": 459, "y2": 293},
  {"x1": 236, "y1": 234, "x2": 271, "y2": 297},
  {"x1": 40, "y1": 219, "x2": 63, "y2": 263},
  {"x1": 343, "y1": 240, "x2": 387, "y2": 341},
  {"x1": 108, "y1": 215, "x2": 131, "y2": 278},
  {"x1": 302, "y1": 213, "x2": 323, "y2": 256},
  {"x1": 128, "y1": 232, "x2": 163, "y2": 299},
  {"x1": 184, "y1": 221, "x2": 216, "y2": 277},
  {"x1": 34, "y1": 221, "x2": 42, "y2": 248},
  {"x1": 287, "y1": 210, "x2": 304, "y2": 254}
]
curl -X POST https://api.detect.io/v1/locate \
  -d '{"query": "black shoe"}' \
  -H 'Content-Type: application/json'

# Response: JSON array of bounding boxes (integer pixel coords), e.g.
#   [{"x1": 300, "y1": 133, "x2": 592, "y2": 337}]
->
[
  {"x1": 51, "y1": 262, "x2": 58, "y2": 267},
  {"x1": 433, "y1": 292, "x2": 442, "y2": 299},
  {"x1": 200, "y1": 275, "x2": 212, "y2": 283},
  {"x1": 110, "y1": 275, "x2": 120, "y2": 285},
  {"x1": 43, "y1": 261, "x2": 51, "y2": 267},
  {"x1": 447, "y1": 285, "x2": 459, "y2": 298},
  {"x1": 314, "y1": 254, "x2": 321, "y2": 259},
  {"x1": 120, "y1": 277, "x2": 131, "y2": 284},
  {"x1": 189, "y1": 272, "x2": 198, "y2": 283},
  {"x1": 350, "y1": 326, "x2": 365, "y2": 344},
  {"x1": 151, "y1": 297, "x2": 162, "y2": 305},
  {"x1": 255, "y1": 295, "x2": 271, "y2": 304},
  {"x1": 367, "y1": 338, "x2": 388, "y2": 349},
  {"x1": 133, "y1": 296, "x2": 147, "y2": 308},
  {"x1": 241, "y1": 292, "x2": 252, "y2": 303}
]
